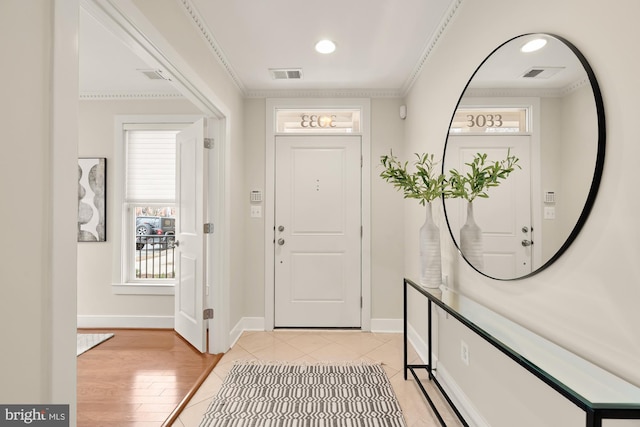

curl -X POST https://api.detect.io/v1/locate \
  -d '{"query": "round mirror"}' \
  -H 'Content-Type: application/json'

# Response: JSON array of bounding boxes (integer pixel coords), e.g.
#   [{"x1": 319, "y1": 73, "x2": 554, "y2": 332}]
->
[{"x1": 442, "y1": 33, "x2": 605, "y2": 280}]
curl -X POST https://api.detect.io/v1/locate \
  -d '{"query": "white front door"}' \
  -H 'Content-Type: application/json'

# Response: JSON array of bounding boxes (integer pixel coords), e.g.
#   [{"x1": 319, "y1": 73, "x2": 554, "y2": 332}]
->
[
  {"x1": 446, "y1": 135, "x2": 532, "y2": 278},
  {"x1": 274, "y1": 135, "x2": 362, "y2": 327},
  {"x1": 175, "y1": 119, "x2": 207, "y2": 352}
]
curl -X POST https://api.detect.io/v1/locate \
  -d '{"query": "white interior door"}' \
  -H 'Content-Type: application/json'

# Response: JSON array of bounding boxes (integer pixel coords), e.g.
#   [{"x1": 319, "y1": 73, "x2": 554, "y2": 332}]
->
[
  {"x1": 275, "y1": 135, "x2": 361, "y2": 327},
  {"x1": 446, "y1": 135, "x2": 532, "y2": 278},
  {"x1": 175, "y1": 118, "x2": 207, "y2": 352}
]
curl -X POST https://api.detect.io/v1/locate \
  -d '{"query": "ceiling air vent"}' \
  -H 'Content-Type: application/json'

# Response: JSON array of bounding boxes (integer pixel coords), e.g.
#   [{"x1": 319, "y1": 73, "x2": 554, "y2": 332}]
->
[
  {"x1": 521, "y1": 66, "x2": 565, "y2": 79},
  {"x1": 138, "y1": 69, "x2": 172, "y2": 81},
  {"x1": 269, "y1": 68, "x2": 303, "y2": 80}
]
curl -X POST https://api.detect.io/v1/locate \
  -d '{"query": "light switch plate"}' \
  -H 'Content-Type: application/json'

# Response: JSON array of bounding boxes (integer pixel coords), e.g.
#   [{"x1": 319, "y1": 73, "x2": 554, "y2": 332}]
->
[
  {"x1": 250, "y1": 205, "x2": 262, "y2": 218},
  {"x1": 544, "y1": 206, "x2": 555, "y2": 220}
]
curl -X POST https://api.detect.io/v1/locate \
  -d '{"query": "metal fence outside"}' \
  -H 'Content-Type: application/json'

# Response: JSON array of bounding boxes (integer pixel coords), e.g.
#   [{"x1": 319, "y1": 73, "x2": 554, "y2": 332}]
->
[{"x1": 135, "y1": 236, "x2": 176, "y2": 279}]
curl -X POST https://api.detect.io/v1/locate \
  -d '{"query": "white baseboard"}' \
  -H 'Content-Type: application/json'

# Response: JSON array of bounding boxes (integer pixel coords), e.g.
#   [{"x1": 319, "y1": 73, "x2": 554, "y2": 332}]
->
[
  {"x1": 370, "y1": 318, "x2": 403, "y2": 333},
  {"x1": 433, "y1": 363, "x2": 490, "y2": 427},
  {"x1": 407, "y1": 323, "x2": 430, "y2": 362},
  {"x1": 407, "y1": 324, "x2": 489, "y2": 427},
  {"x1": 77, "y1": 315, "x2": 174, "y2": 329},
  {"x1": 229, "y1": 317, "x2": 265, "y2": 347}
]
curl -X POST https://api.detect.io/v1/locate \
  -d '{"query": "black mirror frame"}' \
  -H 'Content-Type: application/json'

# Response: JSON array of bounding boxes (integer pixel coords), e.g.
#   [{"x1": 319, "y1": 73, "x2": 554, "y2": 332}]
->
[{"x1": 442, "y1": 33, "x2": 606, "y2": 280}]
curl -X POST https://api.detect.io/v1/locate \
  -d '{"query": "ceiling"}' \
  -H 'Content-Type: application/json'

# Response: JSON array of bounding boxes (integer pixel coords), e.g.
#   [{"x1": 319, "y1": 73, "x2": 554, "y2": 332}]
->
[
  {"x1": 79, "y1": 0, "x2": 458, "y2": 97},
  {"x1": 79, "y1": 1, "x2": 587, "y2": 99}
]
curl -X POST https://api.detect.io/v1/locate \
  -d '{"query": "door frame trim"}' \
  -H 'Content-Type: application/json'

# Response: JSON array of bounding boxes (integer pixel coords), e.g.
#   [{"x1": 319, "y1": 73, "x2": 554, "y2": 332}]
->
[{"x1": 265, "y1": 98, "x2": 371, "y2": 331}]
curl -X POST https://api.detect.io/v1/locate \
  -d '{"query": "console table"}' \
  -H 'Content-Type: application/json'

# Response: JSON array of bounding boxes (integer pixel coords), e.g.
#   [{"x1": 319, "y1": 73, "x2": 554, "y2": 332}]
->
[{"x1": 403, "y1": 278, "x2": 640, "y2": 427}]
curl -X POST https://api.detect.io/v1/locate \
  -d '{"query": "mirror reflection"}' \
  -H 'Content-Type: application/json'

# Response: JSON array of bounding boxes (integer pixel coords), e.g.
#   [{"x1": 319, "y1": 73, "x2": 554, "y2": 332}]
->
[{"x1": 443, "y1": 33, "x2": 605, "y2": 280}]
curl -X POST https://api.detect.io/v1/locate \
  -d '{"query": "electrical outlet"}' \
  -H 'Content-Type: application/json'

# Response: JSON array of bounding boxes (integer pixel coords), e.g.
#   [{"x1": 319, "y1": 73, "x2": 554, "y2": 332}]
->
[{"x1": 461, "y1": 340, "x2": 470, "y2": 366}]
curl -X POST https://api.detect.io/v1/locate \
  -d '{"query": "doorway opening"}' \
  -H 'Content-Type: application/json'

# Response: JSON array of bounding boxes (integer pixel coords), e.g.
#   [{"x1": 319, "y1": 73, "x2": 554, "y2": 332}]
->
[{"x1": 79, "y1": 1, "x2": 230, "y2": 354}]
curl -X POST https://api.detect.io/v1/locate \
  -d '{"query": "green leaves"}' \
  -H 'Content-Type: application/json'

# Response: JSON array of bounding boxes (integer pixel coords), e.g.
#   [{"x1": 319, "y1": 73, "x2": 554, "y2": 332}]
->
[
  {"x1": 379, "y1": 149, "x2": 520, "y2": 205},
  {"x1": 379, "y1": 151, "x2": 447, "y2": 205},
  {"x1": 446, "y1": 150, "x2": 520, "y2": 202}
]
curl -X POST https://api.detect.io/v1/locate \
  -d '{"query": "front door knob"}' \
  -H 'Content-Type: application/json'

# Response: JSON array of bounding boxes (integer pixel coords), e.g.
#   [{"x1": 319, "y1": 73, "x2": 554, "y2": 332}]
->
[
  {"x1": 277, "y1": 238, "x2": 285, "y2": 246},
  {"x1": 521, "y1": 239, "x2": 532, "y2": 247}
]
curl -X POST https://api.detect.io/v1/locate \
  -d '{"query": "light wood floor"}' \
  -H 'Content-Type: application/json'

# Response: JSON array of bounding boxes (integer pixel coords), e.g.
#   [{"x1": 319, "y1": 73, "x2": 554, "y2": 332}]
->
[
  {"x1": 77, "y1": 329, "x2": 221, "y2": 427},
  {"x1": 175, "y1": 330, "x2": 463, "y2": 427}
]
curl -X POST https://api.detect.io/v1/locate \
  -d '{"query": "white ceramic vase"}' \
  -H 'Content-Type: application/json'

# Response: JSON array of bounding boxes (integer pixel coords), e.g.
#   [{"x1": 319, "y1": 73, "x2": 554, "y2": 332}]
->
[
  {"x1": 419, "y1": 202, "x2": 442, "y2": 288},
  {"x1": 460, "y1": 201, "x2": 484, "y2": 270}
]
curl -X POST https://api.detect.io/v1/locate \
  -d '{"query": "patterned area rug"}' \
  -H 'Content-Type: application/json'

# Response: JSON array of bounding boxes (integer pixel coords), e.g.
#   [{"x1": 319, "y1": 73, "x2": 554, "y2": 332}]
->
[
  {"x1": 200, "y1": 362, "x2": 406, "y2": 427},
  {"x1": 76, "y1": 333, "x2": 114, "y2": 356}
]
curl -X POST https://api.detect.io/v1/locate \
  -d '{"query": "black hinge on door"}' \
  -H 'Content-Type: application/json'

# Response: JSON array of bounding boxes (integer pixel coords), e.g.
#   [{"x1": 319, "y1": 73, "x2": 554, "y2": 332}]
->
[{"x1": 203, "y1": 308, "x2": 214, "y2": 320}]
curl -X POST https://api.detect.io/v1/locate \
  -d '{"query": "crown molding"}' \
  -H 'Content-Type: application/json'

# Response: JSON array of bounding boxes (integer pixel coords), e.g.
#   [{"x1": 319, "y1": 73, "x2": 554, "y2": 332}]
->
[
  {"x1": 245, "y1": 88, "x2": 403, "y2": 99},
  {"x1": 401, "y1": 0, "x2": 464, "y2": 96},
  {"x1": 561, "y1": 77, "x2": 590, "y2": 96},
  {"x1": 463, "y1": 77, "x2": 591, "y2": 99},
  {"x1": 80, "y1": 91, "x2": 185, "y2": 101},
  {"x1": 178, "y1": 0, "x2": 461, "y2": 99},
  {"x1": 178, "y1": 0, "x2": 246, "y2": 95}
]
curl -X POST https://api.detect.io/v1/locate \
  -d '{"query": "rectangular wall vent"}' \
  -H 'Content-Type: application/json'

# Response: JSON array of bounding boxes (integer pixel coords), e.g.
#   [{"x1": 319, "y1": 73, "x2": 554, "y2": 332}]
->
[
  {"x1": 269, "y1": 68, "x2": 303, "y2": 80},
  {"x1": 138, "y1": 69, "x2": 172, "y2": 81},
  {"x1": 521, "y1": 66, "x2": 565, "y2": 79}
]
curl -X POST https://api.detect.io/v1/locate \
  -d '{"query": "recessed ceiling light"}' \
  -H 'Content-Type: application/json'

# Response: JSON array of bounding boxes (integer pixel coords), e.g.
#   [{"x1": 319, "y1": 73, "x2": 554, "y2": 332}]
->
[
  {"x1": 521, "y1": 38, "x2": 547, "y2": 53},
  {"x1": 315, "y1": 40, "x2": 336, "y2": 54}
]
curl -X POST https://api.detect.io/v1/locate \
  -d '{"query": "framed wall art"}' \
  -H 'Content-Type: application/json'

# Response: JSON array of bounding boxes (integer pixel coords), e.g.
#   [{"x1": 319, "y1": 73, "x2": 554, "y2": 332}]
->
[{"x1": 78, "y1": 157, "x2": 107, "y2": 242}]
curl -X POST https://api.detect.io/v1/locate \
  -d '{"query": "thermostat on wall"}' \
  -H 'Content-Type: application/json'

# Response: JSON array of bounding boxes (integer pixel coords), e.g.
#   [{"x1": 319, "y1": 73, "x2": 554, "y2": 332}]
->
[
  {"x1": 544, "y1": 191, "x2": 556, "y2": 204},
  {"x1": 250, "y1": 190, "x2": 263, "y2": 203}
]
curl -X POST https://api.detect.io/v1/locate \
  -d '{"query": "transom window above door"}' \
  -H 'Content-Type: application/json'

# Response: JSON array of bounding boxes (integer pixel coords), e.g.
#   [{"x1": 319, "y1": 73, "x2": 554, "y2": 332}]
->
[
  {"x1": 449, "y1": 107, "x2": 530, "y2": 134},
  {"x1": 275, "y1": 109, "x2": 361, "y2": 133}
]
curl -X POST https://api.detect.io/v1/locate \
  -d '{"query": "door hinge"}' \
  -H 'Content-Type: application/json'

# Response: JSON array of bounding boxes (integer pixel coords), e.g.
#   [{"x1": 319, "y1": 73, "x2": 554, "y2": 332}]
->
[
  {"x1": 361, "y1": 297, "x2": 363, "y2": 308},
  {"x1": 203, "y1": 308, "x2": 214, "y2": 320},
  {"x1": 204, "y1": 223, "x2": 214, "y2": 234},
  {"x1": 204, "y1": 138, "x2": 214, "y2": 149}
]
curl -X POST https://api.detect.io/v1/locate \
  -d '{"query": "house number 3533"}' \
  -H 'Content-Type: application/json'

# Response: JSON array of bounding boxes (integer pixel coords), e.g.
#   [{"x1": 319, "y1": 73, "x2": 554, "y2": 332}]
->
[{"x1": 300, "y1": 114, "x2": 337, "y2": 128}]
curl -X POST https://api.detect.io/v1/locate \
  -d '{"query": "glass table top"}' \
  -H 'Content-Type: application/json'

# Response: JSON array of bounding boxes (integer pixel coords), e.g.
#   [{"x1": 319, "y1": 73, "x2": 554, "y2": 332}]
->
[{"x1": 405, "y1": 278, "x2": 640, "y2": 409}]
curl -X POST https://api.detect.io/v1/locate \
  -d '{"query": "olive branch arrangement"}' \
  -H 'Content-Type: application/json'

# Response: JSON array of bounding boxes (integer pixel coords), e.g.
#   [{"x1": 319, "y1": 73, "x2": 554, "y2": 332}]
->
[
  {"x1": 446, "y1": 150, "x2": 520, "y2": 202},
  {"x1": 379, "y1": 149, "x2": 520, "y2": 203},
  {"x1": 379, "y1": 152, "x2": 447, "y2": 206}
]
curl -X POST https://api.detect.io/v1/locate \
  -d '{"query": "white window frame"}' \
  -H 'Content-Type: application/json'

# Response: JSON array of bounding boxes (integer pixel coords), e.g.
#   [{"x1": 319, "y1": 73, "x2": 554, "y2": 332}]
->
[{"x1": 112, "y1": 115, "x2": 202, "y2": 295}]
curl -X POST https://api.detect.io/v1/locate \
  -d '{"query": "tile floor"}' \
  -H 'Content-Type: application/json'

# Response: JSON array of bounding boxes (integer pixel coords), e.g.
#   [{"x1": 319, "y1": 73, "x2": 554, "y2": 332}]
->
[{"x1": 172, "y1": 330, "x2": 463, "y2": 427}]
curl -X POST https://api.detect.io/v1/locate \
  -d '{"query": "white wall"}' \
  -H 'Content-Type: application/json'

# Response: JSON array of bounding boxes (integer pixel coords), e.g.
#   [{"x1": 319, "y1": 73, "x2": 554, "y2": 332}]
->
[
  {"x1": 404, "y1": 0, "x2": 640, "y2": 424},
  {"x1": 242, "y1": 98, "x2": 266, "y2": 318},
  {"x1": 0, "y1": 0, "x2": 79, "y2": 419},
  {"x1": 370, "y1": 98, "x2": 407, "y2": 320}
]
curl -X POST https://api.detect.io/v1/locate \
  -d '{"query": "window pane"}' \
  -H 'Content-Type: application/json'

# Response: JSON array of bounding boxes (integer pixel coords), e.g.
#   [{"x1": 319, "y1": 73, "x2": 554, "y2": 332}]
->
[
  {"x1": 126, "y1": 130, "x2": 178, "y2": 202},
  {"x1": 275, "y1": 109, "x2": 361, "y2": 133},
  {"x1": 449, "y1": 108, "x2": 529, "y2": 134},
  {"x1": 134, "y1": 206, "x2": 176, "y2": 280}
]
